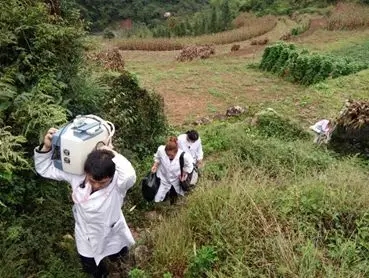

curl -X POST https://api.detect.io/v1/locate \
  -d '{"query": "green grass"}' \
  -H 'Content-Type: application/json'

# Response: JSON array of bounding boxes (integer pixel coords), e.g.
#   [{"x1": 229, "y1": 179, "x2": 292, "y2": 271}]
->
[
  {"x1": 330, "y1": 39, "x2": 369, "y2": 64},
  {"x1": 90, "y1": 25, "x2": 369, "y2": 278},
  {"x1": 144, "y1": 115, "x2": 369, "y2": 277}
]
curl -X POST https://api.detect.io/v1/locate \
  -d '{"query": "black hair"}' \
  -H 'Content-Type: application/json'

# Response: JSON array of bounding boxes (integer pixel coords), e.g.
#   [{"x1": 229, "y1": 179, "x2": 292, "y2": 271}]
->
[
  {"x1": 186, "y1": 130, "x2": 199, "y2": 141},
  {"x1": 84, "y1": 149, "x2": 115, "y2": 181}
]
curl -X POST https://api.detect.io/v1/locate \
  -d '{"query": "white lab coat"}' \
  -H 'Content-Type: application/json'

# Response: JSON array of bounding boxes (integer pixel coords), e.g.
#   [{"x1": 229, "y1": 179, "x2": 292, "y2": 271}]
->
[
  {"x1": 154, "y1": 146, "x2": 194, "y2": 202},
  {"x1": 309, "y1": 119, "x2": 330, "y2": 134},
  {"x1": 34, "y1": 148, "x2": 136, "y2": 265},
  {"x1": 177, "y1": 134, "x2": 204, "y2": 163}
]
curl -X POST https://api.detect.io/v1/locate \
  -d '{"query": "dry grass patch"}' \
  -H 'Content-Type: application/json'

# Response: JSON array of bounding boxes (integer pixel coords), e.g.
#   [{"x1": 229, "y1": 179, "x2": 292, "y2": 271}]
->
[
  {"x1": 86, "y1": 48, "x2": 125, "y2": 71},
  {"x1": 327, "y1": 2, "x2": 369, "y2": 30},
  {"x1": 176, "y1": 45, "x2": 215, "y2": 62},
  {"x1": 115, "y1": 15, "x2": 277, "y2": 51}
]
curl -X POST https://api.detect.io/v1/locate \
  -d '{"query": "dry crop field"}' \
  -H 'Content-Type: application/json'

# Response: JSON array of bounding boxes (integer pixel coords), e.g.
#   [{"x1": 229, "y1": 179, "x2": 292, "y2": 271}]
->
[
  {"x1": 113, "y1": 14, "x2": 277, "y2": 51},
  {"x1": 95, "y1": 4, "x2": 369, "y2": 126}
]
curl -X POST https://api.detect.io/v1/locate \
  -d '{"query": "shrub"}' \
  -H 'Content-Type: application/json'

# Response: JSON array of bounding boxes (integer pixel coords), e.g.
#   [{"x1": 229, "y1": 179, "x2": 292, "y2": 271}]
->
[
  {"x1": 185, "y1": 246, "x2": 218, "y2": 277},
  {"x1": 251, "y1": 108, "x2": 310, "y2": 140},
  {"x1": 103, "y1": 29, "x2": 115, "y2": 39},
  {"x1": 101, "y1": 71, "x2": 168, "y2": 158},
  {"x1": 259, "y1": 42, "x2": 368, "y2": 85}
]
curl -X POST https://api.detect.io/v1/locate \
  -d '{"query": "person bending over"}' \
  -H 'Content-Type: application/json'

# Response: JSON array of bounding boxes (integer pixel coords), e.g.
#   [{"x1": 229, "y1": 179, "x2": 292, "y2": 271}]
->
[{"x1": 151, "y1": 136, "x2": 194, "y2": 204}]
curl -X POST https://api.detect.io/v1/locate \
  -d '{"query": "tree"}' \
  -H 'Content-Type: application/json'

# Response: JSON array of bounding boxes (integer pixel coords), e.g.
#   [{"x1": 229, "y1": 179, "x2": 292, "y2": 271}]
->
[
  {"x1": 210, "y1": 6, "x2": 218, "y2": 33},
  {"x1": 220, "y1": 0, "x2": 231, "y2": 31}
]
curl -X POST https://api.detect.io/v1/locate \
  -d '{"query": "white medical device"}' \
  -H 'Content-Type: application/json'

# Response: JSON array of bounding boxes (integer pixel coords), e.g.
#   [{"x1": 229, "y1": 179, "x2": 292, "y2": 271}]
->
[{"x1": 51, "y1": 115, "x2": 115, "y2": 175}]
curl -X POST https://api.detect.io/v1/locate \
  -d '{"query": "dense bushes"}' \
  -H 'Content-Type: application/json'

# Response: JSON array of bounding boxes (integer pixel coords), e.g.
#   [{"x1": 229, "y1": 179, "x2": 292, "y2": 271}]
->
[
  {"x1": 0, "y1": 1, "x2": 88, "y2": 277},
  {"x1": 0, "y1": 1, "x2": 168, "y2": 277},
  {"x1": 260, "y1": 42, "x2": 368, "y2": 85},
  {"x1": 101, "y1": 71, "x2": 167, "y2": 159}
]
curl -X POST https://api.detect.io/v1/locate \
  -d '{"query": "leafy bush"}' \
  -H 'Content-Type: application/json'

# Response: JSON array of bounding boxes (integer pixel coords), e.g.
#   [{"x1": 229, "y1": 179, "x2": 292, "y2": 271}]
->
[
  {"x1": 260, "y1": 42, "x2": 368, "y2": 85},
  {"x1": 185, "y1": 246, "x2": 218, "y2": 277},
  {"x1": 103, "y1": 29, "x2": 115, "y2": 39},
  {"x1": 251, "y1": 108, "x2": 310, "y2": 140},
  {"x1": 101, "y1": 71, "x2": 168, "y2": 158},
  {"x1": 129, "y1": 268, "x2": 149, "y2": 278},
  {"x1": 0, "y1": 1, "x2": 101, "y2": 277}
]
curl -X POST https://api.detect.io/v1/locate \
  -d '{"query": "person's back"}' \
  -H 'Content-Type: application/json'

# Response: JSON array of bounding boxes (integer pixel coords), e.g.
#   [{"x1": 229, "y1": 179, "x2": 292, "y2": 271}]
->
[
  {"x1": 177, "y1": 130, "x2": 203, "y2": 167},
  {"x1": 310, "y1": 119, "x2": 330, "y2": 134},
  {"x1": 309, "y1": 119, "x2": 332, "y2": 144}
]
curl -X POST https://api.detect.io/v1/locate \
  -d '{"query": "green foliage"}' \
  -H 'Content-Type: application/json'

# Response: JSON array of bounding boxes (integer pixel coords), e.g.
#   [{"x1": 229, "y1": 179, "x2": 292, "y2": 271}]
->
[
  {"x1": 201, "y1": 114, "x2": 334, "y2": 179},
  {"x1": 147, "y1": 114, "x2": 369, "y2": 276},
  {"x1": 330, "y1": 39, "x2": 369, "y2": 66},
  {"x1": 0, "y1": 127, "x2": 28, "y2": 180},
  {"x1": 185, "y1": 246, "x2": 218, "y2": 277},
  {"x1": 0, "y1": 1, "x2": 91, "y2": 277},
  {"x1": 163, "y1": 272, "x2": 173, "y2": 278},
  {"x1": 152, "y1": 1, "x2": 234, "y2": 38},
  {"x1": 239, "y1": 0, "x2": 339, "y2": 15},
  {"x1": 252, "y1": 108, "x2": 310, "y2": 140},
  {"x1": 76, "y1": 0, "x2": 212, "y2": 31},
  {"x1": 101, "y1": 71, "x2": 168, "y2": 158},
  {"x1": 260, "y1": 42, "x2": 368, "y2": 85},
  {"x1": 129, "y1": 268, "x2": 149, "y2": 278},
  {"x1": 103, "y1": 29, "x2": 115, "y2": 39}
]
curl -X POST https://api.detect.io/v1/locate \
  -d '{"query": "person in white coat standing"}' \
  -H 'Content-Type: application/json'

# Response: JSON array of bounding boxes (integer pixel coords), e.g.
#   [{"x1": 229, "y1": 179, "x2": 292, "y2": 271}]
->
[
  {"x1": 177, "y1": 130, "x2": 204, "y2": 167},
  {"x1": 151, "y1": 136, "x2": 194, "y2": 204},
  {"x1": 34, "y1": 128, "x2": 136, "y2": 278}
]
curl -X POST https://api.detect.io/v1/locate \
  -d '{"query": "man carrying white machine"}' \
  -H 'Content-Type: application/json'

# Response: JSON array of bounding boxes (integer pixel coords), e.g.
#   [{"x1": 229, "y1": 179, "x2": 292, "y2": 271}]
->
[{"x1": 34, "y1": 116, "x2": 136, "y2": 278}]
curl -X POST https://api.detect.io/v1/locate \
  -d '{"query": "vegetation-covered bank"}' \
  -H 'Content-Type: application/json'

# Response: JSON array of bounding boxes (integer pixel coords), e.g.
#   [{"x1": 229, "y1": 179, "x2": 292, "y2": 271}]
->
[{"x1": 0, "y1": 1, "x2": 167, "y2": 277}]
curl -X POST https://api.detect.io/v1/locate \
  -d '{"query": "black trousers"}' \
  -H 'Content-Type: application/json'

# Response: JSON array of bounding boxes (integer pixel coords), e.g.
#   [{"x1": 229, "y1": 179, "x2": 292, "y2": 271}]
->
[
  {"x1": 164, "y1": 185, "x2": 178, "y2": 205},
  {"x1": 79, "y1": 246, "x2": 128, "y2": 278}
]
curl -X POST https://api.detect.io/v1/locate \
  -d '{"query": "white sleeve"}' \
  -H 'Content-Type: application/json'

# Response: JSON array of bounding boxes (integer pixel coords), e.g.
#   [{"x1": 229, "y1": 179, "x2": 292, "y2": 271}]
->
[
  {"x1": 196, "y1": 138, "x2": 204, "y2": 161},
  {"x1": 183, "y1": 152, "x2": 194, "y2": 173},
  {"x1": 154, "y1": 146, "x2": 163, "y2": 163},
  {"x1": 34, "y1": 147, "x2": 75, "y2": 184},
  {"x1": 112, "y1": 153, "x2": 136, "y2": 195},
  {"x1": 177, "y1": 134, "x2": 186, "y2": 151}
]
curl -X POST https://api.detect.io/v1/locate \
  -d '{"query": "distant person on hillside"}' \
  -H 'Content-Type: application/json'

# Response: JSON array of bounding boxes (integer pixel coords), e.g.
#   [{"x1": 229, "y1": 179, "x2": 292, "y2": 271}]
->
[
  {"x1": 309, "y1": 119, "x2": 332, "y2": 144},
  {"x1": 151, "y1": 136, "x2": 194, "y2": 204},
  {"x1": 177, "y1": 130, "x2": 204, "y2": 168}
]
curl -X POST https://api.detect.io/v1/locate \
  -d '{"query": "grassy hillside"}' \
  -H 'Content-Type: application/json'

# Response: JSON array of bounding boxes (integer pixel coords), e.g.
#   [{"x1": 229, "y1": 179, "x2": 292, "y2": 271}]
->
[
  {"x1": 115, "y1": 5, "x2": 369, "y2": 277},
  {"x1": 3, "y1": 1, "x2": 369, "y2": 277},
  {"x1": 136, "y1": 112, "x2": 369, "y2": 277}
]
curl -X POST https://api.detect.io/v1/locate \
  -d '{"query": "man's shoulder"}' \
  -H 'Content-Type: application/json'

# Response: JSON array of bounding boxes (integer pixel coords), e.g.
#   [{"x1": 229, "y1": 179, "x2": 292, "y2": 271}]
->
[{"x1": 177, "y1": 134, "x2": 187, "y2": 141}]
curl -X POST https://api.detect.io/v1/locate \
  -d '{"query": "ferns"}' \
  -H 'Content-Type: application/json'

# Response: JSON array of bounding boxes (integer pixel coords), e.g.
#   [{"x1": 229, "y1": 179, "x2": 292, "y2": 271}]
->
[{"x1": 0, "y1": 127, "x2": 29, "y2": 179}]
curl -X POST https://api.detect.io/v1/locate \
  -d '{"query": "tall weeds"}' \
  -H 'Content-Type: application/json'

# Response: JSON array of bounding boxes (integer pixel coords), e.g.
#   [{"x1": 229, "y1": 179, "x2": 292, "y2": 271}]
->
[{"x1": 327, "y1": 3, "x2": 369, "y2": 30}]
